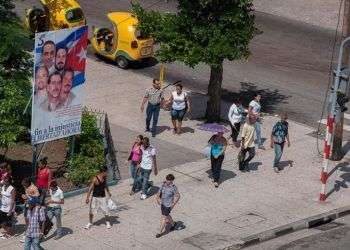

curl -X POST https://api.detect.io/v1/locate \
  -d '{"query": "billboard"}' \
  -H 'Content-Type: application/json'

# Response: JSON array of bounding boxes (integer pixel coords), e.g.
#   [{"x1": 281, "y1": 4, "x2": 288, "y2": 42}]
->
[{"x1": 31, "y1": 26, "x2": 88, "y2": 145}]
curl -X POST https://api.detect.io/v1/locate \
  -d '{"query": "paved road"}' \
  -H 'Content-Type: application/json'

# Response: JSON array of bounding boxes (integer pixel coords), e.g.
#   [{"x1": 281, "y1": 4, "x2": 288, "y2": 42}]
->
[
  {"x1": 15, "y1": 0, "x2": 344, "y2": 129},
  {"x1": 248, "y1": 214, "x2": 350, "y2": 250}
]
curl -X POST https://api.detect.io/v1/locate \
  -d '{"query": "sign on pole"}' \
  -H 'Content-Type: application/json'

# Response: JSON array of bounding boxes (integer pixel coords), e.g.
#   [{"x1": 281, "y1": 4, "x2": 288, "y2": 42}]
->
[{"x1": 31, "y1": 26, "x2": 88, "y2": 145}]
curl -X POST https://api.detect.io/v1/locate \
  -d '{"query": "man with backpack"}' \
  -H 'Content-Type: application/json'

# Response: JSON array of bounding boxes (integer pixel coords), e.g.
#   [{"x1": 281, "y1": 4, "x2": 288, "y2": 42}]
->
[{"x1": 270, "y1": 113, "x2": 291, "y2": 173}]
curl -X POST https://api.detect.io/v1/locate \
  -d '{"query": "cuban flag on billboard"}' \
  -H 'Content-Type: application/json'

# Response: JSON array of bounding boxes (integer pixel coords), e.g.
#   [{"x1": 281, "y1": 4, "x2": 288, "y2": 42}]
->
[{"x1": 34, "y1": 25, "x2": 88, "y2": 87}]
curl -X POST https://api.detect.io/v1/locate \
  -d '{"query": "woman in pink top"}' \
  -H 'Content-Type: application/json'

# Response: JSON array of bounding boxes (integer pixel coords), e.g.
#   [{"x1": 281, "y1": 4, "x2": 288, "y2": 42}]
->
[
  {"x1": 36, "y1": 157, "x2": 51, "y2": 205},
  {"x1": 127, "y1": 135, "x2": 143, "y2": 195}
]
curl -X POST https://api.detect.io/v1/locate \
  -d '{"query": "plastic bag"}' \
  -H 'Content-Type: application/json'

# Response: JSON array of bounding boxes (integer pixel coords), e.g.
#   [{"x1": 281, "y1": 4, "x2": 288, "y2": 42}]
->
[
  {"x1": 107, "y1": 198, "x2": 118, "y2": 212},
  {"x1": 202, "y1": 145, "x2": 211, "y2": 159}
]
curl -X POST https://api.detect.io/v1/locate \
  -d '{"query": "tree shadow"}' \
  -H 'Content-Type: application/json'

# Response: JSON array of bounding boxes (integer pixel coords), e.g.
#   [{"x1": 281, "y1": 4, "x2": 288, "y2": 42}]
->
[
  {"x1": 188, "y1": 84, "x2": 290, "y2": 121},
  {"x1": 222, "y1": 81, "x2": 291, "y2": 114}
]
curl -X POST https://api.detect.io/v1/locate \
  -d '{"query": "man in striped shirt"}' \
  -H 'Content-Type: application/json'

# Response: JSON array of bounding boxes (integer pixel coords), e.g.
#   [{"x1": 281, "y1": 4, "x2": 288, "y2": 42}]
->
[{"x1": 24, "y1": 197, "x2": 46, "y2": 250}]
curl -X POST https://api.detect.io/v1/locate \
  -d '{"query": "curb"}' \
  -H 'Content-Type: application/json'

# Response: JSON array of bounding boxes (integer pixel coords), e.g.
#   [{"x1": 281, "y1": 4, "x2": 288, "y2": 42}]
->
[{"x1": 225, "y1": 205, "x2": 350, "y2": 249}]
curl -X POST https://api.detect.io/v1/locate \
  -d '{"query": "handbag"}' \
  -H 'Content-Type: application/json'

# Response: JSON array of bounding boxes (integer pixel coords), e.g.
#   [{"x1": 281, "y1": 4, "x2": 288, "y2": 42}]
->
[{"x1": 107, "y1": 198, "x2": 118, "y2": 212}]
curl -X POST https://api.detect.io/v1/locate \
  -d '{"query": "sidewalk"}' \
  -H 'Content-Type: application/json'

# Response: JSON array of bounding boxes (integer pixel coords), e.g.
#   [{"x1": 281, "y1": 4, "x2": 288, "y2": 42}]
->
[{"x1": 2, "y1": 58, "x2": 349, "y2": 249}]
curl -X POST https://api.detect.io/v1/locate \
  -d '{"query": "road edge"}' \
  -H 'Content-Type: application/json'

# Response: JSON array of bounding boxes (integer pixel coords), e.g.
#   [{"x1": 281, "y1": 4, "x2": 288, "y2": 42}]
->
[{"x1": 224, "y1": 205, "x2": 350, "y2": 249}]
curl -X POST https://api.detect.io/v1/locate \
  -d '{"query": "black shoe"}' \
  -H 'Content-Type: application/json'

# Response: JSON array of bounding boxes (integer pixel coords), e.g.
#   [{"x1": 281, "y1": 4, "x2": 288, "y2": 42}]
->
[
  {"x1": 152, "y1": 133, "x2": 156, "y2": 137},
  {"x1": 156, "y1": 233, "x2": 163, "y2": 238},
  {"x1": 145, "y1": 128, "x2": 150, "y2": 132}
]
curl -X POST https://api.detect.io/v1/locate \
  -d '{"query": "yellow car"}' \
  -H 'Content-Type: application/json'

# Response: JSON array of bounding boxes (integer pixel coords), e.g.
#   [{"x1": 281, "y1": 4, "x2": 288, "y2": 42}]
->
[
  {"x1": 25, "y1": 0, "x2": 86, "y2": 34},
  {"x1": 91, "y1": 12, "x2": 154, "y2": 69}
]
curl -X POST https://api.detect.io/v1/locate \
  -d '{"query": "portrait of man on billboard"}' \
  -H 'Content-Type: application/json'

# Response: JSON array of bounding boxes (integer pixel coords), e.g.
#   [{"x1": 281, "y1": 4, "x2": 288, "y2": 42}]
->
[{"x1": 41, "y1": 40, "x2": 56, "y2": 75}]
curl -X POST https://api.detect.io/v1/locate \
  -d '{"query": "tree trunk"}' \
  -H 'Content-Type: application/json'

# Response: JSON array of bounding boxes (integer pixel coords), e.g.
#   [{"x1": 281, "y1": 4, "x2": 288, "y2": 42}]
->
[{"x1": 206, "y1": 62, "x2": 223, "y2": 122}]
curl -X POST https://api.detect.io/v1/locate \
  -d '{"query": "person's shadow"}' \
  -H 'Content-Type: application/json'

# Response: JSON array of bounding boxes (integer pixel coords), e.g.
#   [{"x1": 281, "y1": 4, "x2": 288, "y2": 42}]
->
[
  {"x1": 41, "y1": 227, "x2": 73, "y2": 242},
  {"x1": 206, "y1": 169, "x2": 236, "y2": 184}
]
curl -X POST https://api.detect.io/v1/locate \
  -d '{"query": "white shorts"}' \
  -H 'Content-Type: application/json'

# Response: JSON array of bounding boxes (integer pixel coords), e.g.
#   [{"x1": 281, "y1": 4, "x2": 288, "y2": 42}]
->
[{"x1": 89, "y1": 197, "x2": 109, "y2": 215}]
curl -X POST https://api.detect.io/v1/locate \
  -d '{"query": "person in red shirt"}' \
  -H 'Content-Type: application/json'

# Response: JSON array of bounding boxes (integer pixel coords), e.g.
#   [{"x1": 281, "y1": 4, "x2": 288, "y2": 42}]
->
[{"x1": 36, "y1": 157, "x2": 51, "y2": 205}]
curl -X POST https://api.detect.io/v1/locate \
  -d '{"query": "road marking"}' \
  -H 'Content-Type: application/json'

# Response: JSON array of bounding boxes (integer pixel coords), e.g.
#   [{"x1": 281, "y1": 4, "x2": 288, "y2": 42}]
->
[{"x1": 319, "y1": 119, "x2": 350, "y2": 131}]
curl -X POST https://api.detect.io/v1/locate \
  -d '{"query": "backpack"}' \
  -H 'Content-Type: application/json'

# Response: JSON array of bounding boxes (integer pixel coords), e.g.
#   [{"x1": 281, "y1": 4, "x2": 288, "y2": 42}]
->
[
  {"x1": 272, "y1": 121, "x2": 288, "y2": 144},
  {"x1": 36, "y1": 207, "x2": 53, "y2": 236}
]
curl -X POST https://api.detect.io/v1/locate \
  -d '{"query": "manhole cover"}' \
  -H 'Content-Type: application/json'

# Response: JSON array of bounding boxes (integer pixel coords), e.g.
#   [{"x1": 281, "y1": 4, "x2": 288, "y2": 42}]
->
[{"x1": 225, "y1": 212, "x2": 266, "y2": 229}]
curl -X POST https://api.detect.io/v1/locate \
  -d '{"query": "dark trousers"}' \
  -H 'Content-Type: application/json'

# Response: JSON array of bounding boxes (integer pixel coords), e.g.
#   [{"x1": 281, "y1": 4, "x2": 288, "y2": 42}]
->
[
  {"x1": 146, "y1": 103, "x2": 160, "y2": 135},
  {"x1": 238, "y1": 147, "x2": 255, "y2": 170},
  {"x1": 211, "y1": 154, "x2": 224, "y2": 183},
  {"x1": 230, "y1": 122, "x2": 241, "y2": 142}
]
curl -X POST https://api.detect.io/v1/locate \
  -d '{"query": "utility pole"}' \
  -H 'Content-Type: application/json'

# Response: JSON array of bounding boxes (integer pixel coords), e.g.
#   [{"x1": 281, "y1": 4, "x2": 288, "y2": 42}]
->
[{"x1": 332, "y1": 0, "x2": 350, "y2": 160}]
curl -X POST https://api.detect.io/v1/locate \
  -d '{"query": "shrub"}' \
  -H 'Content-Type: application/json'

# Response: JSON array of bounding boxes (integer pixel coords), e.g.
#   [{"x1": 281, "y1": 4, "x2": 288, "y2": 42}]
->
[{"x1": 67, "y1": 111, "x2": 105, "y2": 185}]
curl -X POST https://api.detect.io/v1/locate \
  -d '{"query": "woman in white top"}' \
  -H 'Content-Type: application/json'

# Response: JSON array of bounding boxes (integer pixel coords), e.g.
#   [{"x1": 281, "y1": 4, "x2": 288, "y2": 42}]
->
[
  {"x1": 168, "y1": 84, "x2": 191, "y2": 135},
  {"x1": 0, "y1": 176, "x2": 16, "y2": 238},
  {"x1": 228, "y1": 97, "x2": 245, "y2": 146}
]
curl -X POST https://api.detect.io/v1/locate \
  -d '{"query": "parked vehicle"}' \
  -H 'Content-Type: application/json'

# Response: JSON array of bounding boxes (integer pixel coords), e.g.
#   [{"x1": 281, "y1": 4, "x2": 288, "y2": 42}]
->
[
  {"x1": 91, "y1": 12, "x2": 154, "y2": 69},
  {"x1": 25, "y1": 0, "x2": 86, "y2": 35}
]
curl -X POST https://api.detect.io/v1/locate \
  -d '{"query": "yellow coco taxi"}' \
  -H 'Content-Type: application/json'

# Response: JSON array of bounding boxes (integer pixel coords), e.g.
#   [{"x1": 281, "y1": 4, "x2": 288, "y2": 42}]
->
[
  {"x1": 91, "y1": 12, "x2": 154, "y2": 69},
  {"x1": 25, "y1": 0, "x2": 85, "y2": 34}
]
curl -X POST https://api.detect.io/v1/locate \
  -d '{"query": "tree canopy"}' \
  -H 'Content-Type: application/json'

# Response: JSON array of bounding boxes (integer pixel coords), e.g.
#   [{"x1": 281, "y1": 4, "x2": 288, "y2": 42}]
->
[
  {"x1": 0, "y1": 0, "x2": 32, "y2": 149},
  {"x1": 133, "y1": 0, "x2": 256, "y2": 67},
  {"x1": 133, "y1": 0, "x2": 256, "y2": 121}
]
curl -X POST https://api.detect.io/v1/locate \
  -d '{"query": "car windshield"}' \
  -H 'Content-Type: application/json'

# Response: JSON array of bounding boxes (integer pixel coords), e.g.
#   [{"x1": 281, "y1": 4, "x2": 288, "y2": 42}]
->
[{"x1": 66, "y1": 8, "x2": 84, "y2": 23}]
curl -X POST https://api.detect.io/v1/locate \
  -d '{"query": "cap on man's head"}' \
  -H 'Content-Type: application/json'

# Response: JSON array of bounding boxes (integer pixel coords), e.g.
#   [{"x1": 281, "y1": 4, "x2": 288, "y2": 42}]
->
[{"x1": 28, "y1": 197, "x2": 40, "y2": 206}]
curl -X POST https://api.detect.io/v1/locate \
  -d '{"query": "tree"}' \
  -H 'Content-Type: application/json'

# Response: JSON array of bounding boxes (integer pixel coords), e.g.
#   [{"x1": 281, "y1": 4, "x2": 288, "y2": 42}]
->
[
  {"x1": 0, "y1": 0, "x2": 32, "y2": 151},
  {"x1": 133, "y1": 0, "x2": 256, "y2": 122}
]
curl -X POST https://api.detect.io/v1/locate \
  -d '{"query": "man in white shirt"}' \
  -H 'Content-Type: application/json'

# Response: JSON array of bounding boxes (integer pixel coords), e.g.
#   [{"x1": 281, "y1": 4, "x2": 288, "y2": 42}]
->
[
  {"x1": 248, "y1": 93, "x2": 264, "y2": 149},
  {"x1": 228, "y1": 97, "x2": 244, "y2": 146},
  {"x1": 47, "y1": 180, "x2": 64, "y2": 240},
  {"x1": 139, "y1": 137, "x2": 158, "y2": 200}
]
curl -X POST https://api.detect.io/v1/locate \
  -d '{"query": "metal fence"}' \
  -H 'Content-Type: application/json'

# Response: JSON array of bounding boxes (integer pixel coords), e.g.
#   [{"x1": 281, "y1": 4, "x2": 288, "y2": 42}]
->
[{"x1": 88, "y1": 109, "x2": 120, "y2": 182}]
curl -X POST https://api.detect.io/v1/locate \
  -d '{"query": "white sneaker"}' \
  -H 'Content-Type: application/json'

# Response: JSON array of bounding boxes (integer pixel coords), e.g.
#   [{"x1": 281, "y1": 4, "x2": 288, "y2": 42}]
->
[
  {"x1": 140, "y1": 194, "x2": 147, "y2": 200},
  {"x1": 106, "y1": 222, "x2": 111, "y2": 229},
  {"x1": 84, "y1": 223, "x2": 92, "y2": 230},
  {"x1": 20, "y1": 235, "x2": 25, "y2": 243}
]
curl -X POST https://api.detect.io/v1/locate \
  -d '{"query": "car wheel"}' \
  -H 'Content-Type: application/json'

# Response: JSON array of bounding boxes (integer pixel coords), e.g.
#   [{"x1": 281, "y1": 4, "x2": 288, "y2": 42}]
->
[{"x1": 116, "y1": 56, "x2": 129, "y2": 69}]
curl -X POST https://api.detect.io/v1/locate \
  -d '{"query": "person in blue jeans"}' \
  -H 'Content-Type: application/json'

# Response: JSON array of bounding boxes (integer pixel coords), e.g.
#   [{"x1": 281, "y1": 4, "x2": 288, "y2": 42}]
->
[
  {"x1": 141, "y1": 79, "x2": 164, "y2": 137},
  {"x1": 24, "y1": 197, "x2": 46, "y2": 250},
  {"x1": 270, "y1": 113, "x2": 290, "y2": 173},
  {"x1": 139, "y1": 137, "x2": 158, "y2": 200}
]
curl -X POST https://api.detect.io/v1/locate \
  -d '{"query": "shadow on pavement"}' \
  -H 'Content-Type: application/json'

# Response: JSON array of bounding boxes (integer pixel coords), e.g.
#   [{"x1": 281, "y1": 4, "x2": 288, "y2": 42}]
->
[
  {"x1": 92, "y1": 53, "x2": 158, "y2": 70},
  {"x1": 94, "y1": 215, "x2": 120, "y2": 227},
  {"x1": 326, "y1": 162, "x2": 350, "y2": 199},
  {"x1": 279, "y1": 160, "x2": 294, "y2": 170},
  {"x1": 43, "y1": 227, "x2": 73, "y2": 242},
  {"x1": 206, "y1": 169, "x2": 236, "y2": 184},
  {"x1": 222, "y1": 81, "x2": 291, "y2": 114},
  {"x1": 248, "y1": 161, "x2": 262, "y2": 171}
]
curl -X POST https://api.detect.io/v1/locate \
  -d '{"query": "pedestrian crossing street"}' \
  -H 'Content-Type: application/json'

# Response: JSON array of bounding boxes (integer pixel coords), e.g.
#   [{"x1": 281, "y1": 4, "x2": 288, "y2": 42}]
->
[{"x1": 319, "y1": 113, "x2": 350, "y2": 131}]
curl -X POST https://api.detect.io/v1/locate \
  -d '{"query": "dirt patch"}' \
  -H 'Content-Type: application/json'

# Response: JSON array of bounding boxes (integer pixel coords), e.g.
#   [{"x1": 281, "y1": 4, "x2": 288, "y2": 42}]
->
[{"x1": 0, "y1": 139, "x2": 81, "y2": 193}]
